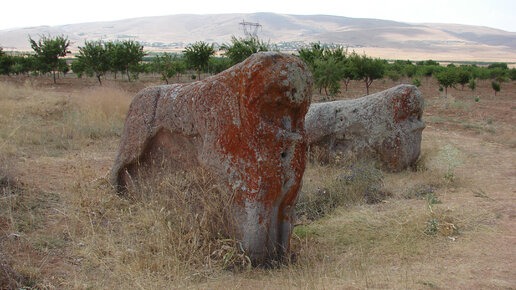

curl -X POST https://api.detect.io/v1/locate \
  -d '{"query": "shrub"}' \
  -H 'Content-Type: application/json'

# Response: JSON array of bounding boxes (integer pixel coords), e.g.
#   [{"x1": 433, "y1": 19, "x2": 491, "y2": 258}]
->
[
  {"x1": 437, "y1": 144, "x2": 462, "y2": 183},
  {"x1": 491, "y1": 81, "x2": 501, "y2": 96},
  {"x1": 412, "y1": 78, "x2": 422, "y2": 87},
  {"x1": 468, "y1": 78, "x2": 476, "y2": 91}
]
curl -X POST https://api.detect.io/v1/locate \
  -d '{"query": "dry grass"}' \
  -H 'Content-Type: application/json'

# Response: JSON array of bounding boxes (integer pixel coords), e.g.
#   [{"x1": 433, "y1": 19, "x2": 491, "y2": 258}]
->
[
  {"x1": 61, "y1": 167, "x2": 249, "y2": 288},
  {"x1": 298, "y1": 155, "x2": 388, "y2": 221},
  {"x1": 68, "y1": 86, "x2": 133, "y2": 140},
  {"x1": 0, "y1": 82, "x2": 132, "y2": 157},
  {"x1": 0, "y1": 77, "x2": 514, "y2": 288}
]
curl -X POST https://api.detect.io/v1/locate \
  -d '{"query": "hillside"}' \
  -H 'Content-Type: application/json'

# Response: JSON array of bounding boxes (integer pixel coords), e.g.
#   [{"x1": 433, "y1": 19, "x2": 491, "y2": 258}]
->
[{"x1": 1, "y1": 12, "x2": 515, "y2": 61}]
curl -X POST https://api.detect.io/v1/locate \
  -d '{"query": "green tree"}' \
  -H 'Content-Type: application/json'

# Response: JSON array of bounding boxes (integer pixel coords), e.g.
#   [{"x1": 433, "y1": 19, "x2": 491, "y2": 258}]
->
[
  {"x1": 386, "y1": 69, "x2": 402, "y2": 83},
  {"x1": 412, "y1": 78, "x2": 422, "y2": 87},
  {"x1": 491, "y1": 81, "x2": 501, "y2": 96},
  {"x1": 29, "y1": 35, "x2": 70, "y2": 83},
  {"x1": 421, "y1": 65, "x2": 437, "y2": 84},
  {"x1": 424, "y1": 60, "x2": 440, "y2": 66},
  {"x1": 388, "y1": 61, "x2": 405, "y2": 82},
  {"x1": 184, "y1": 41, "x2": 215, "y2": 80},
  {"x1": 404, "y1": 63, "x2": 417, "y2": 78},
  {"x1": 105, "y1": 41, "x2": 124, "y2": 79},
  {"x1": 323, "y1": 45, "x2": 347, "y2": 63},
  {"x1": 208, "y1": 57, "x2": 232, "y2": 75},
  {"x1": 489, "y1": 67, "x2": 507, "y2": 83},
  {"x1": 341, "y1": 58, "x2": 356, "y2": 91},
  {"x1": 297, "y1": 42, "x2": 325, "y2": 71},
  {"x1": 0, "y1": 48, "x2": 14, "y2": 76},
  {"x1": 16, "y1": 55, "x2": 38, "y2": 76},
  {"x1": 456, "y1": 69, "x2": 471, "y2": 90},
  {"x1": 221, "y1": 36, "x2": 270, "y2": 65},
  {"x1": 297, "y1": 43, "x2": 350, "y2": 96},
  {"x1": 58, "y1": 59, "x2": 69, "y2": 76},
  {"x1": 71, "y1": 59, "x2": 90, "y2": 78},
  {"x1": 119, "y1": 40, "x2": 145, "y2": 82},
  {"x1": 475, "y1": 67, "x2": 491, "y2": 83},
  {"x1": 350, "y1": 53, "x2": 385, "y2": 95},
  {"x1": 77, "y1": 40, "x2": 110, "y2": 85},
  {"x1": 435, "y1": 68, "x2": 458, "y2": 96},
  {"x1": 313, "y1": 57, "x2": 343, "y2": 97},
  {"x1": 151, "y1": 53, "x2": 186, "y2": 84},
  {"x1": 487, "y1": 62, "x2": 508, "y2": 70},
  {"x1": 467, "y1": 78, "x2": 476, "y2": 91},
  {"x1": 510, "y1": 68, "x2": 516, "y2": 81}
]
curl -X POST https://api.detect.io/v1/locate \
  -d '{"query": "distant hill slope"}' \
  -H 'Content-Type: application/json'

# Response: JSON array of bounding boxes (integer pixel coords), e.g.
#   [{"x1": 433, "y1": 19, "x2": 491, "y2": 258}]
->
[{"x1": 1, "y1": 12, "x2": 515, "y2": 62}]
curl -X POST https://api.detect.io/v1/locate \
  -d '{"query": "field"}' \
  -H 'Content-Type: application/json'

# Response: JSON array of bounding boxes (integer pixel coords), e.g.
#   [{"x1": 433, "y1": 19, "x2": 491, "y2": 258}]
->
[{"x1": 0, "y1": 73, "x2": 515, "y2": 289}]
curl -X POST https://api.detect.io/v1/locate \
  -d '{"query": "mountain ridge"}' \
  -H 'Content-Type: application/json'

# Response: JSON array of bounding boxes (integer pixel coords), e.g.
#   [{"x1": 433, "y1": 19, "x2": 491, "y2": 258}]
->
[{"x1": 1, "y1": 12, "x2": 515, "y2": 62}]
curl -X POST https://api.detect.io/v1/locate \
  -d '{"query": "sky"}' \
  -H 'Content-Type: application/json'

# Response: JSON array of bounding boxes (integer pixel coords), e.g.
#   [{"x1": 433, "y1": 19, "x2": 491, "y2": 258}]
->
[{"x1": 1, "y1": 0, "x2": 515, "y2": 32}]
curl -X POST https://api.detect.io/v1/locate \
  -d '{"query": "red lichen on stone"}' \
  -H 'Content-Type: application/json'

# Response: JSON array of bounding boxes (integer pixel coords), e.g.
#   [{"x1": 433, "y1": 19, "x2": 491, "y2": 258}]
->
[{"x1": 110, "y1": 52, "x2": 312, "y2": 264}]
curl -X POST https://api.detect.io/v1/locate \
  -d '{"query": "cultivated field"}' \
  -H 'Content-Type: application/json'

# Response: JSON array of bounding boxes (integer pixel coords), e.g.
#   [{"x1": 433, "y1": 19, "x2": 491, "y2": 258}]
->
[{"x1": 0, "y1": 74, "x2": 515, "y2": 288}]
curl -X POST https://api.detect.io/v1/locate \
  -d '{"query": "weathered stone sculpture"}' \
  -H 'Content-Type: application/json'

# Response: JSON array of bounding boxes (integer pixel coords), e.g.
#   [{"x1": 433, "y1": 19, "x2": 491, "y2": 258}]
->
[
  {"x1": 111, "y1": 52, "x2": 312, "y2": 264},
  {"x1": 305, "y1": 84, "x2": 425, "y2": 171}
]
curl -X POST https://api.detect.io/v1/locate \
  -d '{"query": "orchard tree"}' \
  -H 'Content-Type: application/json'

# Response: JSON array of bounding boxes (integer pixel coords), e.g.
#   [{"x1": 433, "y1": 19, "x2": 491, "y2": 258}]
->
[
  {"x1": 184, "y1": 41, "x2": 215, "y2": 80},
  {"x1": 475, "y1": 67, "x2": 490, "y2": 83},
  {"x1": 417, "y1": 60, "x2": 440, "y2": 84},
  {"x1": 0, "y1": 48, "x2": 14, "y2": 76},
  {"x1": 468, "y1": 78, "x2": 476, "y2": 91},
  {"x1": 488, "y1": 62, "x2": 508, "y2": 70},
  {"x1": 350, "y1": 53, "x2": 385, "y2": 95},
  {"x1": 208, "y1": 57, "x2": 232, "y2": 75},
  {"x1": 510, "y1": 68, "x2": 516, "y2": 81},
  {"x1": 297, "y1": 43, "x2": 349, "y2": 96},
  {"x1": 341, "y1": 58, "x2": 356, "y2": 91},
  {"x1": 491, "y1": 81, "x2": 501, "y2": 96},
  {"x1": 77, "y1": 40, "x2": 110, "y2": 85},
  {"x1": 404, "y1": 63, "x2": 417, "y2": 78},
  {"x1": 297, "y1": 42, "x2": 325, "y2": 71},
  {"x1": 313, "y1": 57, "x2": 343, "y2": 97},
  {"x1": 105, "y1": 41, "x2": 125, "y2": 79},
  {"x1": 412, "y1": 78, "x2": 422, "y2": 87},
  {"x1": 387, "y1": 61, "x2": 405, "y2": 82},
  {"x1": 424, "y1": 60, "x2": 440, "y2": 66},
  {"x1": 435, "y1": 68, "x2": 458, "y2": 96},
  {"x1": 71, "y1": 59, "x2": 89, "y2": 78},
  {"x1": 386, "y1": 69, "x2": 402, "y2": 83},
  {"x1": 119, "y1": 40, "x2": 145, "y2": 81},
  {"x1": 456, "y1": 69, "x2": 471, "y2": 90},
  {"x1": 29, "y1": 35, "x2": 70, "y2": 83},
  {"x1": 151, "y1": 52, "x2": 185, "y2": 84},
  {"x1": 221, "y1": 36, "x2": 270, "y2": 65},
  {"x1": 489, "y1": 67, "x2": 507, "y2": 83},
  {"x1": 58, "y1": 59, "x2": 69, "y2": 76}
]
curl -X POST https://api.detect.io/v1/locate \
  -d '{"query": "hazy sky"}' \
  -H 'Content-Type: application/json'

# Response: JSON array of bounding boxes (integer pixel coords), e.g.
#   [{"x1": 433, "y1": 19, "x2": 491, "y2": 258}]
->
[{"x1": 1, "y1": 0, "x2": 515, "y2": 32}]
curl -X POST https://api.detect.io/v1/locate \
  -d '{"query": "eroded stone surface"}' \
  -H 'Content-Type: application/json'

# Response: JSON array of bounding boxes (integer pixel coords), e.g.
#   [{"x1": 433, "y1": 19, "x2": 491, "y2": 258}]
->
[
  {"x1": 111, "y1": 52, "x2": 312, "y2": 264},
  {"x1": 305, "y1": 84, "x2": 425, "y2": 171}
]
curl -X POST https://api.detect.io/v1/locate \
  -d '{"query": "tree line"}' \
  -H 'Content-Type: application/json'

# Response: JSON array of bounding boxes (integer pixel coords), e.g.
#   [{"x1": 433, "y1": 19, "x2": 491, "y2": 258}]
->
[
  {"x1": 297, "y1": 42, "x2": 516, "y2": 98},
  {"x1": 1, "y1": 35, "x2": 515, "y2": 95}
]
